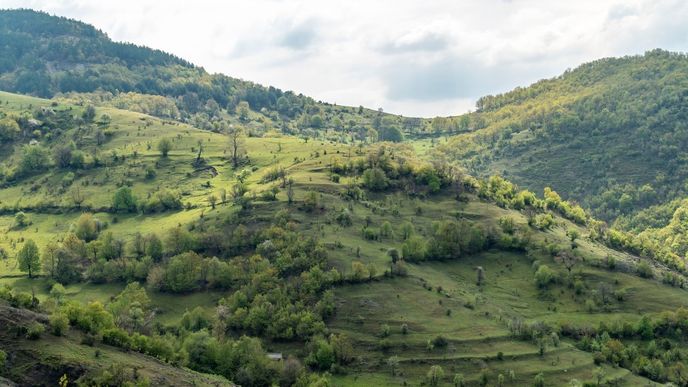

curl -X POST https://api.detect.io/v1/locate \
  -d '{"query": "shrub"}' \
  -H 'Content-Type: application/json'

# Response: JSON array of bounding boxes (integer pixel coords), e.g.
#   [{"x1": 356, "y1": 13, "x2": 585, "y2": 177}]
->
[
  {"x1": 335, "y1": 210, "x2": 353, "y2": 227},
  {"x1": 26, "y1": 322, "x2": 45, "y2": 340},
  {"x1": 431, "y1": 335, "x2": 449, "y2": 348},
  {"x1": 427, "y1": 365, "x2": 444, "y2": 387},
  {"x1": 402, "y1": 235, "x2": 427, "y2": 262},
  {"x1": 380, "y1": 324, "x2": 391, "y2": 338},
  {"x1": 112, "y1": 187, "x2": 137, "y2": 212},
  {"x1": 534, "y1": 372, "x2": 545, "y2": 387},
  {"x1": 50, "y1": 313, "x2": 69, "y2": 336},
  {"x1": 362, "y1": 168, "x2": 388, "y2": 191},
  {"x1": 534, "y1": 265, "x2": 557, "y2": 288},
  {"x1": 636, "y1": 261, "x2": 654, "y2": 278},
  {"x1": 102, "y1": 328, "x2": 132, "y2": 349},
  {"x1": 14, "y1": 211, "x2": 28, "y2": 228}
]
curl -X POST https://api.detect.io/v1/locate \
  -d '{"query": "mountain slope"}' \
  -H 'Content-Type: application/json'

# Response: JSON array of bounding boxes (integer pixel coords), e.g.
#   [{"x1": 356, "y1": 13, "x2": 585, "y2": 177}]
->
[
  {"x1": 437, "y1": 50, "x2": 688, "y2": 227},
  {"x1": 0, "y1": 9, "x2": 414, "y2": 143}
]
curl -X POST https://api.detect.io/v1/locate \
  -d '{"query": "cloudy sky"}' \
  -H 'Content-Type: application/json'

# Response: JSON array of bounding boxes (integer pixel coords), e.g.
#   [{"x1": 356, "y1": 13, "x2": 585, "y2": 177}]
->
[{"x1": 2, "y1": 0, "x2": 688, "y2": 116}]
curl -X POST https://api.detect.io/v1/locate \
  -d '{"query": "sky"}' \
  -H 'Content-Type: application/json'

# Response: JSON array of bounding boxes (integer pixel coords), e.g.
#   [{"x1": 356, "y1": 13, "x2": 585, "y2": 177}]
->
[{"x1": 2, "y1": 0, "x2": 688, "y2": 117}]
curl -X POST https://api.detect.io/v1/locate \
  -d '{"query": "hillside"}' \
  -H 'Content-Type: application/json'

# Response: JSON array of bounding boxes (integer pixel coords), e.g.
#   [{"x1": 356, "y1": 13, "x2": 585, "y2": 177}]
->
[
  {"x1": 0, "y1": 90, "x2": 686, "y2": 386},
  {"x1": 436, "y1": 50, "x2": 688, "y2": 229},
  {"x1": 0, "y1": 9, "x2": 421, "y2": 143},
  {"x1": 3, "y1": 9, "x2": 688, "y2": 387},
  {"x1": 6, "y1": 10, "x2": 688, "y2": 234},
  {"x1": 0, "y1": 303, "x2": 232, "y2": 386}
]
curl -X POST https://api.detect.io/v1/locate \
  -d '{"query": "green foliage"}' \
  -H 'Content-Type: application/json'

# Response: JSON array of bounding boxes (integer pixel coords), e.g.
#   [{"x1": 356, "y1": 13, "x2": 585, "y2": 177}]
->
[
  {"x1": 426, "y1": 220, "x2": 488, "y2": 260},
  {"x1": 0, "y1": 116, "x2": 19, "y2": 140},
  {"x1": 441, "y1": 50, "x2": 688, "y2": 224},
  {"x1": 140, "y1": 189, "x2": 182, "y2": 213},
  {"x1": 534, "y1": 265, "x2": 557, "y2": 288},
  {"x1": 302, "y1": 191, "x2": 319, "y2": 212},
  {"x1": 14, "y1": 211, "x2": 28, "y2": 228},
  {"x1": 112, "y1": 187, "x2": 137, "y2": 212},
  {"x1": 74, "y1": 213, "x2": 100, "y2": 241},
  {"x1": 402, "y1": 235, "x2": 427, "y2": 262},
  {"x1": 50, "y1": 283, "x2": 66, "y2": 302},
  {"x1": 18, "y1": 239, "x2": 40, "y2": 278},
  {"x1": 161, "y1": 252, "x2": 202, "y2": 293},
  {"x1": 427, "y1": 365, "x2": 444, "y2": 387},
  {"x1": 362, "y1": 168, "x2": 388, "y2": 191},
  {"x1": 108, "y1": 282, "x2": 151, "y2": 331},
  {"x1": 18, "y1": 144, "x2": 51, "y2": 176},
  {"x1": 636, "y1": 261, "x2": 654, "y2": 278},
  {"x1": 26, "y1": 321, "x2": 45, "y2": 340},
  {"x1": 157, "y1": 138, "x2": 172, "y2": 157},
  {"x1": 181, "y1": 306, "x2": 211, "y2": 332},
  {"x1": 306, "y1": 336, "x2": 335, "y2": 371},
  {"x1": 50, "y1": 312, "x2": 69, "y2": 336}
]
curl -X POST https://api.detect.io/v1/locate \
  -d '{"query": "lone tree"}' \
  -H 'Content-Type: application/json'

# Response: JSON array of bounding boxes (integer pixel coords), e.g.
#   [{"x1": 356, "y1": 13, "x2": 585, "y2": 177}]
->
[
  {"x1": 157, "y1": 138, "x2": 172, "y2": 157},
  {"x1": 236, "y1": 101, "x2": 250, "y2": 121},
  {"x1": 286, "y1": 178, "x2": 295, "y2": 205},
  {"x1": 387, "y1": 356, "x2": 400, "y2": 376},
  {"x1": 453, "y1": 373, "x2": 465, "y2": 387},
  {"x1": 427, "y1": 365, "x2": 445, "y2": 387},
  {"x1": 18, "y1": 239, "x2": 40, "y2": 278},
  {"x1": 112, "y1": 187, "x2": 137, "y2": 212},
  {"x1": 388, "y1": 248, "x2": 400, "y2": 273},
  {"x1": 14, "y1": 211, "x2": 28, "y2": 229},
  {"x1": 556, "y1": 250, "x2": 579, "y2": 274},
  {"x1": 227, "y1": 125, "x2": 246, "y2": 168},
  {"x1": 71, "y1": 186, "x2": 85, "y2": 208},
  {"x1": 476, "y1": 266, "x2": 485, "y2": 286}
]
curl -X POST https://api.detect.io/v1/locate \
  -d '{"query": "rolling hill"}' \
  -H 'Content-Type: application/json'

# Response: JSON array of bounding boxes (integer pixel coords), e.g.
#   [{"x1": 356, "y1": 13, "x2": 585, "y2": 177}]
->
[
  {"x1": 0, "y1": 89, "x2": 682, "y2": 387},
  {"x1": 1, "y1": 9, "x2": 688, "y2": 387}
]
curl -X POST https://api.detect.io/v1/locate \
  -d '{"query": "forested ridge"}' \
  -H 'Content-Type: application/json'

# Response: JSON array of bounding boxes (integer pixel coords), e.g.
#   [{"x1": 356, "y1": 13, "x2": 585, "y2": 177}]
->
[{"x1": 437, "y1": 50, "x2": 688, "y2": 229}]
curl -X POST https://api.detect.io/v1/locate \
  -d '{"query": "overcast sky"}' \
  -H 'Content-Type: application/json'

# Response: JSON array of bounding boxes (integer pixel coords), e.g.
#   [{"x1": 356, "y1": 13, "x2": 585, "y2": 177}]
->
[{"x1": 2, "y1": 0, "x2": 688, "y2": 116}]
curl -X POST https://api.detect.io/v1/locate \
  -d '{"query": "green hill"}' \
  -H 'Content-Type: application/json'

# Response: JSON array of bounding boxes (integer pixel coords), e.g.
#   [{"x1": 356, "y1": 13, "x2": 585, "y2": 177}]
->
[
  {"x1": 0, "y1": 90, "x2": 683, "y2": 386},
  {"x1": 436, "y1": 50, "x2": 688, "y2": 228},
  {"x1": 2, "y1": 9, "x2": 688, "y2": 387},
  {"x1": 0, "y1": 9, "x2": 416, "y2": 143}
]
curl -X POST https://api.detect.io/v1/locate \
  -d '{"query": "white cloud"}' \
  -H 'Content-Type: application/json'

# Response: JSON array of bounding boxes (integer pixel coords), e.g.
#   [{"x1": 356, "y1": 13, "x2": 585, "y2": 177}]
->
[{"x1": 1, "y1": 0, "x2": 687, "y2": 116}]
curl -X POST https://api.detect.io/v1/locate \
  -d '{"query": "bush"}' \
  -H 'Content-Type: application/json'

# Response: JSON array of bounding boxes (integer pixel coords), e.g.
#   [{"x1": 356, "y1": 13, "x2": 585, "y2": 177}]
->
[
  {"x1": 362, "y1": 168, "x2": 388, "y2": 191},
  {"x1": 402, "y1": 235, "x2": 427, "y2": 262},
  {"x1": 140, "y1": 189, "x2": 182, "y2": 213},
  {"x1": 335, "y1": 210, "x2": 353, "y2": 227},
  {"x1": 431, "y1": 335, "x2": 449, "y2": 348},
  {"x1": 534, "y1": 265, "x2": 557, "y2": 288},
  {"x1": 102, "y1": 328, "x2": 132, "y2": 349},
  {"x1": 636, "y1": 261, "x2": 654, "y2": 278},
  {"x1": 112, "y1": 187, "x2": 137, "y2": 212},
  {"x1": 380, "y1": 324, "x2": 391, "y2": 338},
  {"x1": 306, "y1": 337, "x2": 335, "y2": 371},
  {"x1": 50, "y1": 313, "x2": 69, "y2": 336},
  {"x1": 26, "y1": 321, "x2": 45, "y2": 340}
]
